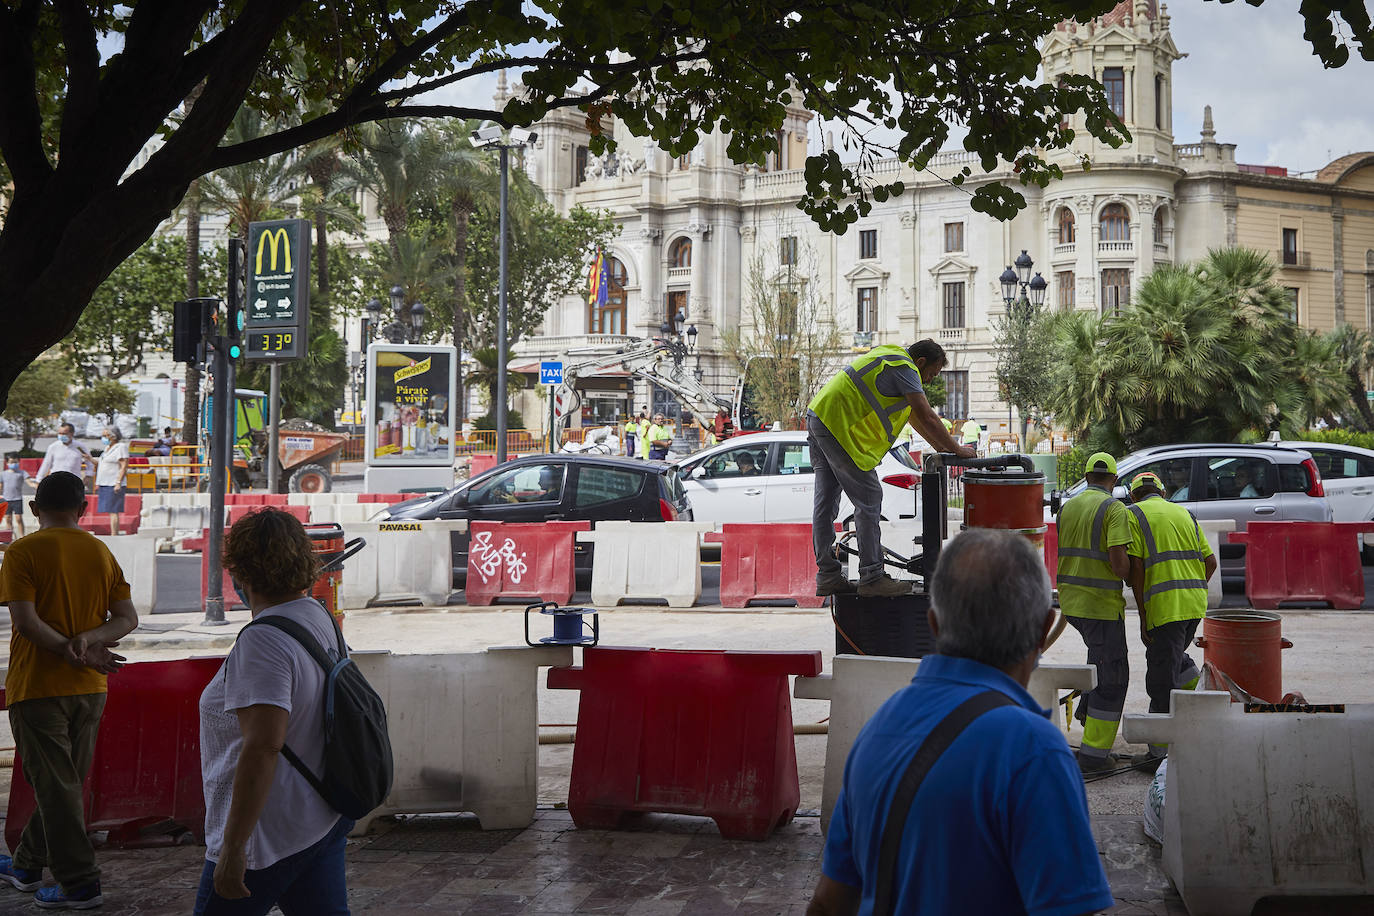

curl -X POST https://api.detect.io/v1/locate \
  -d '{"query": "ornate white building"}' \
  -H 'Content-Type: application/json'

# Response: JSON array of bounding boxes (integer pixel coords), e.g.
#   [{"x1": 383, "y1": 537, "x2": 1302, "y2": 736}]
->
[{"x1": 507, "y1": 0, "x2": 1374, "y2": 437}]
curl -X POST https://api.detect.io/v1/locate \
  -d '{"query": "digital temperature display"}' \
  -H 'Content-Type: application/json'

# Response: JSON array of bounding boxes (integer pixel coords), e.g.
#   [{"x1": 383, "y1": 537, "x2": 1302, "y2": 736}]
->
[{"x1": 245, "y1": 330, "x2": 299, "y2": 360}]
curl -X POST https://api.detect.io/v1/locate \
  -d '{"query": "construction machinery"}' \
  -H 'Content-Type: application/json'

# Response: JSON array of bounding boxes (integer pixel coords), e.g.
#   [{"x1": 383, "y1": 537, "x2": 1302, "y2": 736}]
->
[
  {"x1": 549, "y1": 334, "x2": 784, "y2": 443},
  {"x1": 205, "y1": 388, "x2": 349, "y2": 493}
]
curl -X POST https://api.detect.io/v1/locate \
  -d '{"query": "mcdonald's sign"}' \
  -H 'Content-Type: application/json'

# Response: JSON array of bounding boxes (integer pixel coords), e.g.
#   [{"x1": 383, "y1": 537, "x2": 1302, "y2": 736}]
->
[{"x1": 245, "y1": 218, "x2": 310, "y2": 362}]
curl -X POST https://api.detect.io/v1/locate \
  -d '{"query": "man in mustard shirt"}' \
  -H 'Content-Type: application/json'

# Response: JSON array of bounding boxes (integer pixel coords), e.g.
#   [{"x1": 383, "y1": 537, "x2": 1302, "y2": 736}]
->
[
  {"x1": 0, "y1": 472, "x2": 139, "y2": 908},
  {"x1": 1125, "y1": 471, "x2": 1216, "y2": 771},
  {"x1": 1056, "y1": 453, "x2": 1132, "y2": 773}
]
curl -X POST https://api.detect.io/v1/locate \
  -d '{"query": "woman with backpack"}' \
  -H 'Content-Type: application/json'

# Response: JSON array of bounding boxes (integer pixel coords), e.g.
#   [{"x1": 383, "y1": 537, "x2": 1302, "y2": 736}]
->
[{"x1": 195, "y1": 510, "x2": 358, "y2": 915}]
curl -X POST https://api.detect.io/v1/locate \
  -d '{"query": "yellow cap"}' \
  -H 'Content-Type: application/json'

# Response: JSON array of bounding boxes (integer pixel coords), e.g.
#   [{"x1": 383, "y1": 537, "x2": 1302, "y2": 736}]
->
[
  {"x1": 1084, "y1": 452, "x2": 1118, "y2": 475},
  {"x1": 1130, "y1": 471, "x2": 1164, "y2": 492}
]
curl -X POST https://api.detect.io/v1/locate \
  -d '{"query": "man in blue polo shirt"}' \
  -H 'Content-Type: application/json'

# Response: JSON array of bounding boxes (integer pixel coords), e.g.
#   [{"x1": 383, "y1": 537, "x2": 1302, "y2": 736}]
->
[{"x1": 807, "y1": 529, "x2": 1114, "y2": 916}]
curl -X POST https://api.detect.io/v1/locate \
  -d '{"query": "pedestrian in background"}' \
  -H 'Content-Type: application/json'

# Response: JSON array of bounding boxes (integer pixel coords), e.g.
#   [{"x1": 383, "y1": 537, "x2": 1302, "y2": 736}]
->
[
  {"x1": 636, "y1": 409, "x2": 651, "y2": 460},
  {"x1": 0, "y1": 471, "x2": 138, "y2": 910},
  {"x1": 622, "y1": 415, "x2": 638, "y2": 458},
  {"x1": 1125, "y1": 471, "x2": 1216, "y2": 772},
  {"x1": 36, "y1": 424, "x2": 93, "y2": 491},
  {"x1": 196, "y1": 509, "x2": 351, "y2": 915},
  {"x1": 960, "y1": 417, "x2": 983, "y2": 455},
  {"x1": 807, "y1": 528, "x2": 1113, "y2": 916},
  {"x1": 3, "y1": 453, "x2": 30, "y2": 539},
  {"x1": 647, "y1": 413, "x2": 673, "y2": 460},
  {"x1": 95, "y1": 428, "x2": 129, "y2": 536}
]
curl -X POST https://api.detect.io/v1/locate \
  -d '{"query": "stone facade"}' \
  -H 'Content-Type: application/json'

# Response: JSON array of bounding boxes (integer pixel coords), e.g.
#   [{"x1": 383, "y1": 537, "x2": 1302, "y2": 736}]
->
[{"x1": 502, "y1": 0, "x2": 1374, "y2": 435}]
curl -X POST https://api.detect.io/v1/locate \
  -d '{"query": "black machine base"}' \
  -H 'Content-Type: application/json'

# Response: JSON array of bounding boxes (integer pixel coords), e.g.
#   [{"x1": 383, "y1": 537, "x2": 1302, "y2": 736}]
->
[{"x1": 832, "y1": 591, "x2": 935, "y2": 659}]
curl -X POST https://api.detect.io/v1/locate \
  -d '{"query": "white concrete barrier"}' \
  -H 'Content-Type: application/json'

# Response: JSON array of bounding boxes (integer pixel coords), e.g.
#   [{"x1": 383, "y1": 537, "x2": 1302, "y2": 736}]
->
[
  {"x1": 796, "y1": 654, "x2": 1096, "y2": 832},
  {"x1": 1124, "y1": 518, "x2": 1234, "y2": 611},
  {"x1": 336, "y1": 519, "x2": 463, "y2": 609},
  {"x1": 1123, "y1": 691, "x2": 1374, "y2": 915},
  {"x1": 577, "y1": 521, "x2": 714, "y2": 607},
  {"x1": 97, "y1": 528, "x2": 169, "y2": 613},
  {"x1": 351, "y1": 645, "x2": 574, "y2": 834}
]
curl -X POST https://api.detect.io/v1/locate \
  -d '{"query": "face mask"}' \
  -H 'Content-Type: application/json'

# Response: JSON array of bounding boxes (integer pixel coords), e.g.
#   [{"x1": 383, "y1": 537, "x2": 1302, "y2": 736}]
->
[
  {"x1": 231, "y1": 579, "x2": 249, "y2": 607},
  {"x1": 101, "y1": 436, "x2": 110, "y2": 445},
  {"x1": 59, "y1": 435, "x2": 71, "y2": 445},
  {"x1": 7, "y1": 463, "x2": 17, "y2": 472}
]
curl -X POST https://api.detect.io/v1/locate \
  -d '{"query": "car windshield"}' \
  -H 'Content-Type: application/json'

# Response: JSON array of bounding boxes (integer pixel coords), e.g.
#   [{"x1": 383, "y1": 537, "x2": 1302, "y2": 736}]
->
[{"x1": 888, "y1": 446, "x2": 919, "y2": 470}]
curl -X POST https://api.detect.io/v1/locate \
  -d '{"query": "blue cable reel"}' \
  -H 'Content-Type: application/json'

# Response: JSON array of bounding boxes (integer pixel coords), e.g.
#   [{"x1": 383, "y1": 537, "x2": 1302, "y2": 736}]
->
[{"x1": 524, "y1": 601, "x2": 600, "y2": 647}]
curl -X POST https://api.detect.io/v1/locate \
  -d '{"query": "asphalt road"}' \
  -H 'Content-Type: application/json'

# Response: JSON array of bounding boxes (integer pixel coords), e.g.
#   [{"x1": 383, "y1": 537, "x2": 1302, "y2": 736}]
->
[{"x1": 150, "y1": 553, "x2": 1374, "y2": 613}]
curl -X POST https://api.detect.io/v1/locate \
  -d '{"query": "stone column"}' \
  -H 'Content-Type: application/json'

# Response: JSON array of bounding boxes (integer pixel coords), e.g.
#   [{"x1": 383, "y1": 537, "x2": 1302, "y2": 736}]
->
[
  {"x1": 637, "y1": 226, "x2": 662, "y2": 336},
  {"x1": 685, "y1": 221, "x2": 712, "y2": 335},
  {"x1": 1334, "y1": 204, "x2": 1346, "y2": 325}
]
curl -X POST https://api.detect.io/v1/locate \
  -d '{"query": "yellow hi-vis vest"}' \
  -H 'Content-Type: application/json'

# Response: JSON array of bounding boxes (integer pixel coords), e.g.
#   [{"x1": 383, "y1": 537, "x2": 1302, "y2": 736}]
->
[
  {"x1": 1126, "y1": 495, "x2": 1212, "y2": 628},
  {"x1": 808, "y1": 345, "x2": 917, "y2": 471},
  {"x1": 1056, "y1": 486, "x2": 1129, "y2": 620}
]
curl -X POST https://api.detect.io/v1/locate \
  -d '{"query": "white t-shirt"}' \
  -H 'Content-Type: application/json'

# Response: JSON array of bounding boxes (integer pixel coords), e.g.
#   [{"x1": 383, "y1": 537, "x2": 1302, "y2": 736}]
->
[
  {"x1": 95, "y1": 442, "x2": 128, "y2": 487},
  {"x1": 199, "y1": 597, "x2": 341, "y2": 869}
]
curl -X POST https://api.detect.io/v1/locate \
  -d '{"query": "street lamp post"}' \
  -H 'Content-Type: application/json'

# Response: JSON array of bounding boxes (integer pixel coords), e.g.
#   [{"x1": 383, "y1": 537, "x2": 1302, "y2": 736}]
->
[
  {"x1": 365, "y1": 290, "x2": 428, "y2": 345},
  {"x1": 471, "y1": 125, "x2": 538, "y2": 464},
  {"x1": 998, "y1": 250, "x2": 1048, "y2": 449}
]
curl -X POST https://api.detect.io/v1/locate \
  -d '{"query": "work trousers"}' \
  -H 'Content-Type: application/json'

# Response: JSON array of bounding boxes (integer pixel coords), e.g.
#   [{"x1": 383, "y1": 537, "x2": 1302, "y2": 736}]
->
[
  {"x1": 1145, "y1": 617, "x2": 1202, "y2": 755},
  {"x1": 8, "y1": 693, "x2": 106, "y2": 888},
  {"x1": 1065, "y1": 616, "x2": 1129, "y2": 759},
  {"x1": 808, "y1": 414, "x2": 884, "y2": 585},
  {"x1": 194, "y1": 816, "x2": 354, "y2": 916}
]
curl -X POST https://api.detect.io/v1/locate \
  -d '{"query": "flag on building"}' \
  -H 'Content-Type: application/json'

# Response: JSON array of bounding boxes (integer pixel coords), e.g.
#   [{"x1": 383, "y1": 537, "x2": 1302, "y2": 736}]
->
[{"x1": 587, "y1": 249, "x2": 610, "y2": 308}]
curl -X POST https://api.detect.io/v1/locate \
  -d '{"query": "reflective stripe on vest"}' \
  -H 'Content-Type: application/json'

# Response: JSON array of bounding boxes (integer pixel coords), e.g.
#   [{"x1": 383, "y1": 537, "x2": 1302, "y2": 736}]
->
[
  {"x1": 1128, "y1": 501, "x2": 1207, "y2": 618},
  {"x1": 1056, "y1": 497, "x2": 1114, "y2": 566},
  {"x1": 808, "y1": 345, "x2": 917, "y2": 471}
]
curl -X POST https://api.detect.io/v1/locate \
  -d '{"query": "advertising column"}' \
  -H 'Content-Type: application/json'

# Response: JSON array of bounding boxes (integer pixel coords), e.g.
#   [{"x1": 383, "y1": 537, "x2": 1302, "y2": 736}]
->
[{"x1": 364, "y1": 343, "x2": 459, "y2": 493}]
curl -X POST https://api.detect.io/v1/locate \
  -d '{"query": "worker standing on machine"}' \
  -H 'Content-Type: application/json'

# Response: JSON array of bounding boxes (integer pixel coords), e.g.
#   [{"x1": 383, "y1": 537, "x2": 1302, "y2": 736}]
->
[
  {"x1": 1056, "y1": 453, "x2": 1133, "y2": 774},
  {"x1": 808, "y1": 339, "x2": 976, "y2": 598},
  {"x1": 1125, "y1": 471, "x2": 1216, "y2": 773}
]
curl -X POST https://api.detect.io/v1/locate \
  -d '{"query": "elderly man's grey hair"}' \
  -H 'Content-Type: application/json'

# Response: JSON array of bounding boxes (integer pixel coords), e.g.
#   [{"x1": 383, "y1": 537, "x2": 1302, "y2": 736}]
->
[{"x1": 930, "y1": 528, "x2": 1051, "y2": 670}]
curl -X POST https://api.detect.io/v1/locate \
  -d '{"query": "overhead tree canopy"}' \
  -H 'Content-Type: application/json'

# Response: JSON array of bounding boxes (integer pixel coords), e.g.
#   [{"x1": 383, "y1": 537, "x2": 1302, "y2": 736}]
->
[{"x1": 0, "y1": 0, "x2": 1369, "y2": 410}]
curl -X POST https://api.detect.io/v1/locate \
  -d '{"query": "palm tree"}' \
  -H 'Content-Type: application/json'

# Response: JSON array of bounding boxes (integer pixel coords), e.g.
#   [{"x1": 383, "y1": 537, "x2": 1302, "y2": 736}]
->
[
  {"x1": 435, "y1": 120, "x2": 499, "y2": 425},
  {"x1": 290, "y1": 133, "x2": 363, "y2": 321},
  {"x1": 467, "y1": 346, "x2": 524, "y2": 419},
  {"x1": 367, "y1": 232, "x2": 456, "y2": 326},
  {"x1": 200, "y1": 106, "x2": 298, "y2": 235},
  {"x1": 1325, "y1": 323, "x2": 1374, "y2": 430},
  {"x1": 342, "y1": 121, "x2": 453, "y2": 262},
  {"x1": 180, "y1": 175, "x2": 204, "y2": 446}
]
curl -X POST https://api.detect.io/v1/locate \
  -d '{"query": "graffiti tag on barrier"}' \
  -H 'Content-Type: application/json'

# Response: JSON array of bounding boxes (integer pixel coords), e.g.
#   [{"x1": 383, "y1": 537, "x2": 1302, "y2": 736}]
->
[{"x1": 471, "y1": 530, "x2": 528, "y2": 584}]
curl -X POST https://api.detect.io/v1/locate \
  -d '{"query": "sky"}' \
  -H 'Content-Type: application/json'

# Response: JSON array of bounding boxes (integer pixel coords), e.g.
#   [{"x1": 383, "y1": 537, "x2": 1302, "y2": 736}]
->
[{"x1": 421, "y1": 1, "x2": 1374, "y2": 175}]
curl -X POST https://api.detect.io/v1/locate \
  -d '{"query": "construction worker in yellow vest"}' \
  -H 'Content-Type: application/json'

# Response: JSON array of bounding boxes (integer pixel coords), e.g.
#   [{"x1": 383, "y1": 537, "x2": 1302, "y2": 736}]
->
[
  {"x1": 1056, "y1": 452, "x2": 1133, "y2": 774},
  {"x1": 959, "y1": 417, "x2": 982, "y2": 453},
  {"x1": 647, "y1": 413, "x2": 674, "y2": 460},
  {"x1": 807, "y1": 339, "x2": 975, "y2": 597},
  {"x1": 1126, "y1": 471, "x2": 1217, "y2": 772}
]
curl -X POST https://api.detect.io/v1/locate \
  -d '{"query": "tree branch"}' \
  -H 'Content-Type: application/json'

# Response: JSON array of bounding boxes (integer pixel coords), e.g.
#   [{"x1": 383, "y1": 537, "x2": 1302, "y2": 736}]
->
[
  {"x1": 0, "y1": 0, "x2": 53, "y2": 188},
  {"x1": 53, "y1": 0, "x2": 101, "y2": 156}
]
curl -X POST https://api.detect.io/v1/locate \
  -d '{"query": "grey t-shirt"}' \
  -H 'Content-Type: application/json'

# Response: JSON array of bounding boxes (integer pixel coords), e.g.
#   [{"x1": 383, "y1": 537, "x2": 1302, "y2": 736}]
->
[
  {"x1": 2, "y1": 469, "x2": 27, "y2": 502},
  {"x1": 874, "y1": 363, "x2": 924, "y2": 399},
  {"x1": 199, "y1": 597, "x2": 342, "y2": 868}
]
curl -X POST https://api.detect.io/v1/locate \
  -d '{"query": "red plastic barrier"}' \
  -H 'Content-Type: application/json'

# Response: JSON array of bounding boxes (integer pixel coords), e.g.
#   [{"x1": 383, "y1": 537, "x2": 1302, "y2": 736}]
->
[
  {"x1": 469, "y1": 455, "x2": 520, "y2": 477},
  {"x1": 76, "y1": 495, "x2": 143, "y2": 536},
  {"x1": 226, "y1": 504, "x2": 308, "y2": 527},
  {"x1": 357, "y1": 493, "x2": 410, "y2": 504},
  {"x1": 1045, "y1": 520, "x2": 1058, "y2": 590},
  {"x1": 548, "y1": 646, "x2": 822, "y2": 840},
  {"x1": 18, "y1": 458, "x2": 41, "y2": 477},
  {"x1": 704, "y1": 523, "x2": 827, "y2": 608},
  {"x1": 1228, "y1": 521, "x2": 1374, "y2": 610},
  {"x1": 463, "y1": 521, "x2": 590, "y2": 606},
  {"x1": 2, "y1": 657, "x2": 223, "y2": 849}
]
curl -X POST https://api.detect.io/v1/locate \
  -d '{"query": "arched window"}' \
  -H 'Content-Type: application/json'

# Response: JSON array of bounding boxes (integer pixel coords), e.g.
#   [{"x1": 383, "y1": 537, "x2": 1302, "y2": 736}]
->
[
  {"x1": 1099, "y1": 203, "x2": 1130, "y2": 242},
  {"x1": 669, "y1": 237, "x2": 692, "y2": 268},
  {"x1": 1153, "y1": 208, "x2": 1166, "y2": 245},
  {"x1": 1057, "y1": 207, "x2": 1076, "y2": 245},
  {"x1": 589, "y1": 257, "x2": 628, "y2": 334}
]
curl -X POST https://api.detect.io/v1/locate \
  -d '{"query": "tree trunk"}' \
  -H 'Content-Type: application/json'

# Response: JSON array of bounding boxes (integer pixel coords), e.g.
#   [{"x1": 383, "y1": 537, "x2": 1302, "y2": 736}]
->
[
  {"x1": 314, "y1": 204, "x2": 329, "y2": 313},
  {"x1": 182, "y1": 178, "x2": 203, "y2": 447},
  {"x1": 1347, "y1": 369, "x2": 1374, "y2": 431},
  {"x1": 452, "y1": 202, "x2": 472, "y2": 425}
]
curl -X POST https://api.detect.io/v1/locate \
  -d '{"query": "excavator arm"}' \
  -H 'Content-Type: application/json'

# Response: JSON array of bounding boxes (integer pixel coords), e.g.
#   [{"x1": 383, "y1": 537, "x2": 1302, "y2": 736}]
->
[{"x1": 551, "y1": 335, "x2": 730, "y2": 441}]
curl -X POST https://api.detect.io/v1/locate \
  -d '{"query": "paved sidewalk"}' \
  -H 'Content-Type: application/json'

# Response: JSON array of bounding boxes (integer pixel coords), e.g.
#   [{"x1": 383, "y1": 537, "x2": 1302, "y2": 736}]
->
[{"x1": 0, "y1": 808, "x2": 1181, "y2": 915}]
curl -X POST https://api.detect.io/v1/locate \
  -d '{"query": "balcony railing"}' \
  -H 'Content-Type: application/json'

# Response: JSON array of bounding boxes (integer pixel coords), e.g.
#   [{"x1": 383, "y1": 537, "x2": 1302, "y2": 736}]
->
[
  {"x1": 1053, "y1": 242, "x2": 1076, "y2": 259},
  {"x1": 937, "y1": 328, "x2": 966, "y2": 343},
  {"x1": 667, "y1": 266, "x2": 692, "y2": 281},
  {"x1": 1153, "y1": 242, "x2": 1170, "y2": 259},
  {"x1": 1278, "y1": 250, "x2": 1312, "y2": 269},
  {"x1": 1098, "y1": 240, "x2": 1134, "y2": 256}
]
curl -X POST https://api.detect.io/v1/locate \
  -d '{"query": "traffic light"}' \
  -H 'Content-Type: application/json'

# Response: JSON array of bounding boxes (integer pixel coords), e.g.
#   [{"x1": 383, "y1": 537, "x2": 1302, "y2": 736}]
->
[
  {"x1": 226, "y1": 237, "x2": 247, "y2": 344},
  {"x1": 172, "y1": 300, "x2": 200, "y2": 363}
]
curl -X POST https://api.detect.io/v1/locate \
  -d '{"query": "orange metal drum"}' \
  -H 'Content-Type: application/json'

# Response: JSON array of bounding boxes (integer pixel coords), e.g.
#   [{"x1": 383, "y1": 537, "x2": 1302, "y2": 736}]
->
[{"x1": 963, "y1": 468, "x2": 1047, "y2": 550}]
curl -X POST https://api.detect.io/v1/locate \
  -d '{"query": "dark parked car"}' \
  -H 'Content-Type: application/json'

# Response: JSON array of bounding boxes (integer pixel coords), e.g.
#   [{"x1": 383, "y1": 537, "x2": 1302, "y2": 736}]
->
[{"x1": 379, "y1": 454, "x2": 692, "y2": 585}]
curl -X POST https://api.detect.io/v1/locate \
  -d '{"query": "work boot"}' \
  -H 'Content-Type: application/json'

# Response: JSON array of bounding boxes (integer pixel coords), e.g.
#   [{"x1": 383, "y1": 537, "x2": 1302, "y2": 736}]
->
[
  {"x1": 1131, "y1": 752, "x2": 1166, "y2": 775},
  {"x1": 815, "y1": 575, "x2": 857, "y2": 597},
  {"x1": 1076, "y1": 752, "x2": 1114, "y2": 775},
  {"x1": 857, "y1": 575, "x2": 912, "y2": 598}
]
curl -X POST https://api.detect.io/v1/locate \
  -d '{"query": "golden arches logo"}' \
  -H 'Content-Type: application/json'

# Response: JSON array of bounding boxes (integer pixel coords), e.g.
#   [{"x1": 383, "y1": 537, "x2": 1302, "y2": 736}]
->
[{"x1": 254, "y1": 227, "x2": 292, "y2": 273}]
